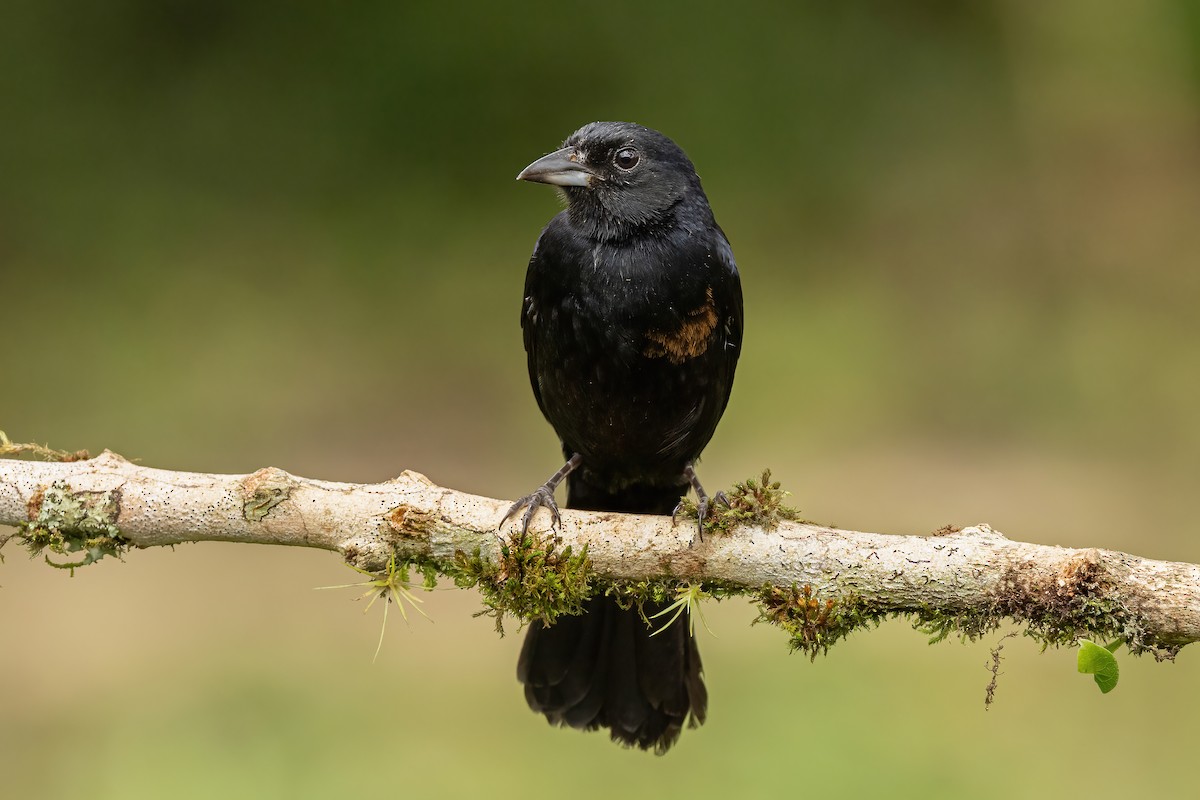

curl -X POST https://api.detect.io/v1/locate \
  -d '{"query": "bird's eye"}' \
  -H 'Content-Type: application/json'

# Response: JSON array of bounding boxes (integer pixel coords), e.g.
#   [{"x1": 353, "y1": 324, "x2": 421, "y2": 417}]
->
[{"x1": 614, "y1": 148, "x2": 640, "y2": 171}]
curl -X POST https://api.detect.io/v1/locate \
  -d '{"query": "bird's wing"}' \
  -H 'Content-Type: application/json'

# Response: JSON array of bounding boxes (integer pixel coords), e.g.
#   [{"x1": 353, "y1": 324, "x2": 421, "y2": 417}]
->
[
  {"x1": 713, "y1": 230, "x2": 743, "y2": 348},
  {"x1": 711, "y1": 228, "x2": 744, "y2": 413},
  {"x1": 521, "y1": 216, "x2": 572, "y2": 420},
  {"x1": 521, "y1": 268, "x2": 547, "y2": 419}
]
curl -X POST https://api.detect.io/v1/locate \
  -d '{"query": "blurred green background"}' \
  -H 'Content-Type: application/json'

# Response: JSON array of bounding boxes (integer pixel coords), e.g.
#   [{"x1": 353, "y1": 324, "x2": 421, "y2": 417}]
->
[{"x1": 3, "y1": 1, "x2": 1199, "y2": 797}]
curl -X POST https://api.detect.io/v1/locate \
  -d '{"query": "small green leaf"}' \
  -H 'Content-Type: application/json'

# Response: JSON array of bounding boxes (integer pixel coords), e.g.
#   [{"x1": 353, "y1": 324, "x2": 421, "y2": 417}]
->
[{"x1": 1078, "y1": 639, "x2": 1120, "y2": 694}]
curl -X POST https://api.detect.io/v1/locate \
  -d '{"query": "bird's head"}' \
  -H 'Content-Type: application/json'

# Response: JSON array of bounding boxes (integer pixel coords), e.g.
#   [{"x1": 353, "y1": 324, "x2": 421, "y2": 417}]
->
[{"x1": 517, "y1": 121, "x2": 707, "y2": 241}]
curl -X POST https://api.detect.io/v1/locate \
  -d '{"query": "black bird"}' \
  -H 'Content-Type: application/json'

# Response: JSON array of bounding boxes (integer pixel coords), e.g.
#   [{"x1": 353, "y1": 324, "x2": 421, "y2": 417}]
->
[{"x1": 505, "y1": 121, "x2": 743, "y2": 753}]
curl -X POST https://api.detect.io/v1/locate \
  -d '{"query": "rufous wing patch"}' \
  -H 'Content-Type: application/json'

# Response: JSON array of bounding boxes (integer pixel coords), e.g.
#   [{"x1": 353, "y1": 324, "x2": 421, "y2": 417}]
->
[{"x1": 643, "y1": 287, "x2": 718, "y2": 364}]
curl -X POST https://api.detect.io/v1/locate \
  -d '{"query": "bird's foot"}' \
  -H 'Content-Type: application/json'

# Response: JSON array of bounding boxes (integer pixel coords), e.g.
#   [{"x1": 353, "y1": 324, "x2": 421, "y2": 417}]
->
[
  {"x1": 501, "y1": 486, "x2": 562, "y2": 533},
  {"x1": 499, "y1": 453, "x2": 582, "y2": 534},
  {"x1": 672, "y1": 466, "x2": 728, "y2": 545}
]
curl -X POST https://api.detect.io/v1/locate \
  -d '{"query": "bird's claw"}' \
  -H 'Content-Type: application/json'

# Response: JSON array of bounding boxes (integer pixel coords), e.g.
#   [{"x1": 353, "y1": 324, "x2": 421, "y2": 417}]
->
[
  {"x1": 671, "y1": 468, "x2": 729, "y2": 546},
  {"x1": 499, "y1": 454, "x2": 580, "y2": 534},
  {"x1": 500, "y1": 486, "x2": 562, "y2": 534},
  {"x1": 672, "y1": 491, "x2": 726, "y2": 546}
]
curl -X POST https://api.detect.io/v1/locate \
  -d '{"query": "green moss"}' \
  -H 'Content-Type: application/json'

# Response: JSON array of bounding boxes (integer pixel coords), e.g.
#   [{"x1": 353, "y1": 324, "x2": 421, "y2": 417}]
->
[
  {"x1": 606, "y1": 578, "x2": 679, "y2": 611},
  {"x1": 604, "y1": 577, "x2": 741, "y2": 624},
  {"x1": 755, "y1": 583, "x2": 1018, "y2": 660},
  {"x1": 755, "y1": 584, "x2": 886, "y2": 659},
  {"x1": 753, "y1": 577, "x2": 1174, "y2": 664},
  {"x1": 911, "y1": 606, "x2": 1004, "y2": 644},
  {"x1": 676, "y1": 469, "x2": 803, "y2": 535},
  {"x1": 903, "y1": 556, "x2": 1175, "y2": 657},
  {"x1": 452, "y1": 531, "x2": 592, "y2": 634},
  {"x1": 990, "y1": 558, "x2": 1165, "y2": 657},
  {"x1": 18, "y1": 480, "x2": 131, "y2": 575},
  {"x1": 417, "y1": 560, "x2": 440, "y2": 590}
]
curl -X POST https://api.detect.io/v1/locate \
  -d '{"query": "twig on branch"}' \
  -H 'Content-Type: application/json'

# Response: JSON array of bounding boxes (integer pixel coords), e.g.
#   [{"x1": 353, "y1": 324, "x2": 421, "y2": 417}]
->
[{"x1": 1, "y1": 449, "x2": 1198, "y2": 661}]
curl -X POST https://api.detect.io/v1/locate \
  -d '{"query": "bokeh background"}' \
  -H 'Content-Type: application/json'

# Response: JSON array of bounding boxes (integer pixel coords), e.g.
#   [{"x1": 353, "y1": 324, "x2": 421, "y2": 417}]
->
[{"x1": 3, "y1": 1, "x2": 1199, "y2": 797}]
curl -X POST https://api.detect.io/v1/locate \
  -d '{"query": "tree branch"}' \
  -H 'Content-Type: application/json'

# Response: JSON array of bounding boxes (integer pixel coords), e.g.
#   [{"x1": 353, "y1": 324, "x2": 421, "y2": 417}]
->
[{"x1": 2, "y1": 450, "x2": 1197, "y2": 659}]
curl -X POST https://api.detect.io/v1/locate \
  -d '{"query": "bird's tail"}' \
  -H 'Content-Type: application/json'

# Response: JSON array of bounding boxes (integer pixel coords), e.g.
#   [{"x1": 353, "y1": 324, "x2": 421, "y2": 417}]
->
[{"x1": 516, "y1": 475, "x2": 707, "y2": 753}]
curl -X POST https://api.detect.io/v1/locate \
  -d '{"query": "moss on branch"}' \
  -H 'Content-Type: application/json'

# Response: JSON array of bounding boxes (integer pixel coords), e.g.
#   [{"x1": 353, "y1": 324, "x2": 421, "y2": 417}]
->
[
  {"x1": 451, "y1": 530, "x2": 593, "y2": 634},
  {"x1": 675, "y1": 468, "x2": 804, "y2": 535}
]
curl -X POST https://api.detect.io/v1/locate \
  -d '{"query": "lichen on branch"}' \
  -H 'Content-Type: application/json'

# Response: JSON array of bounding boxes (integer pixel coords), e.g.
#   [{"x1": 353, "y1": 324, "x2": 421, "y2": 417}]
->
[{"x1": 19, "y1": 480, "x2": 131, "y2": 575}]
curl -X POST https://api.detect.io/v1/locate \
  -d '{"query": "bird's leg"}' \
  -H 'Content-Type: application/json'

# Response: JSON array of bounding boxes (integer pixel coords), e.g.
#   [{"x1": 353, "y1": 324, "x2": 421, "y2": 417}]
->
[
  {"x1": 500, "y1": 453, "x2": 583, "y2": 533},
  {"x1": 672, "y1": 464, "x2": 729, "y2": 542}
]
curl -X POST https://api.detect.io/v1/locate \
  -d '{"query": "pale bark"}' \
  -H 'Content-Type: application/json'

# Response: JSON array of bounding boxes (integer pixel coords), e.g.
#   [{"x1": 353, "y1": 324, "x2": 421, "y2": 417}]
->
[{"x1": 2, "y1": 451, "x2": 1197, "y2": 656}]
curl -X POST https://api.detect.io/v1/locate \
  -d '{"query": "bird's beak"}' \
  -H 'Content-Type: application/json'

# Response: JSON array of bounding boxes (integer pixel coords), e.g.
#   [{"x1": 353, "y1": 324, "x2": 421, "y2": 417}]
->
[{"x1": 516, "y1": 146, "x2": 599, "y2": 187}]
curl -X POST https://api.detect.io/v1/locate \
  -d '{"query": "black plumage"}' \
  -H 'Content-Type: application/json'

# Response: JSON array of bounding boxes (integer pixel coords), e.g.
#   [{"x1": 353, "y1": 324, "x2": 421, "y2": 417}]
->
[{"x1": 507, "y1": 121, "x2": 743, "y2": 753}]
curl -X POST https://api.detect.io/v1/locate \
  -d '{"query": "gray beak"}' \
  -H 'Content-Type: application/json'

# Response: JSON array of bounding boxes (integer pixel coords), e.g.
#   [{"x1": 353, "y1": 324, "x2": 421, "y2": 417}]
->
[{"x1": 516, "y1": 146, "x2": 598, "y2": 187}]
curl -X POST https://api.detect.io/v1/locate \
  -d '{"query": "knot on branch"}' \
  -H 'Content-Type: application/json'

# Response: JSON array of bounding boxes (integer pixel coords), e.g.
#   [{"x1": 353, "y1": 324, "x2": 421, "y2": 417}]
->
[
  {"x1": 240, "y1": 467, "x2": 297, "y2": 522},
  {"x1": 388, "y1": 504, "x2": 440, "y2": 537}
]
